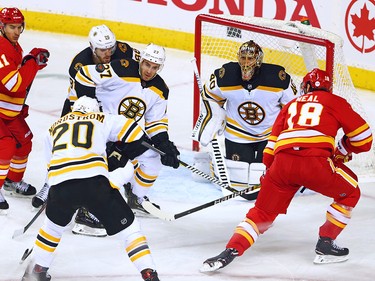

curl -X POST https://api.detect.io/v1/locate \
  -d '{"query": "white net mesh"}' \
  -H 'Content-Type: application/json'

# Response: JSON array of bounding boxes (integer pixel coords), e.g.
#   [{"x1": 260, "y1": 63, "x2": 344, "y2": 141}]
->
[{"x1": 195, "y1": 14, "x2": 375, "y2": 176}]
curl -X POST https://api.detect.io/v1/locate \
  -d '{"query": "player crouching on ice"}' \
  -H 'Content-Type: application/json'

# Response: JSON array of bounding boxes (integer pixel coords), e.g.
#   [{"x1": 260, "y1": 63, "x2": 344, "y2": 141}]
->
[
  {"x1": 200, "y1": 68, "x2": 373, "y2": 272},
  {"x1": 22, "y1": 97, "x2": 160, "y2": 281}
]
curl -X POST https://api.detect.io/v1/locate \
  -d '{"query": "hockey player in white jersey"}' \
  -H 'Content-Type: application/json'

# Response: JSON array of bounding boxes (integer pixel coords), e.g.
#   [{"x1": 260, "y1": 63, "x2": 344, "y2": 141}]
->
[
  {"x1": 73, "y1": 44, "x2": 179, "y2": 223},
  {"x1": 31, "y1": 24, "x2": 141, "y2": 233},
  {"x1": 192, "y1": 40, "x2": 298, "y2": 200},
  {"x1": 22, "y1": 96, "x2": 160, "y2": 281}
]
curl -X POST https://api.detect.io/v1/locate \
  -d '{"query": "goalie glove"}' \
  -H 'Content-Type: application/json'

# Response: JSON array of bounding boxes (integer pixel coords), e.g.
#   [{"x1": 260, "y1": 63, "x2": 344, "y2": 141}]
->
[
  {"x1": 152, "y1": 132, "x2": 180, "y2": 169},
  {"x1": 191, "y1": 99, "x2": 226, "y2": 147},
  {"x1": 333, "y1": 136, "x2": 352, "y2": 164}
]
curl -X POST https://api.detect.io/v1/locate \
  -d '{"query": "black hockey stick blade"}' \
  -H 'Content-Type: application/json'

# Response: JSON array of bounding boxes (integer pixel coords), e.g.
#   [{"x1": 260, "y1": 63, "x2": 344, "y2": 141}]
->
[
  {"x1": 20, "y1": 247, "x2": 33, "y2": 264},
  {"x1": 12, "y1": 203, "x2": 46, "y2": 239},
  {"x1": 142, "y1": 185, "x2": 258, "y2": 221}
]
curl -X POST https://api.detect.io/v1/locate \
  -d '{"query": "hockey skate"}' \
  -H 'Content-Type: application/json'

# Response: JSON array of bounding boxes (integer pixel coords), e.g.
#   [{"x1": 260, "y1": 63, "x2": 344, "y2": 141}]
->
[
  {"x1": 200, "y1": 248, "x2": 239, "y2": 272},
  {"x1": 3, "y1": 179, "x2": 36, "y2": 197},
  {"x1": 0, "y1": 190, "x2": 9, "y2": 215},
  {"x1": 32, "y1": 183, "x2": 50, "y2": 208},
  {"x1": 314, "y1": 236, "x2": 349, "y2": 264},
  {"x1": 141, "y1": 268, "x2": 160, "y2": 281},
  {"x1": 124, "y1": 183, "x2": 160, "y2": 217},
  {"x1": 22, "y1": 264, "x2": 51, "y2": 281},
  {"x1": 71, "y1": 208, "x2": 107, "y2": 237}
]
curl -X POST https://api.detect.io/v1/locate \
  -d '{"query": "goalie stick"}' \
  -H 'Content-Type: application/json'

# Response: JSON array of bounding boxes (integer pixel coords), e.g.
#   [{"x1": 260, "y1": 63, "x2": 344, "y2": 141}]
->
[
  {"x1": 142, "y1": 185, "x2": 256, "y2": 221},
  {"x1": 12, "y1": 203, "x2": 46, "y2": 239},
  {"x1": 191, "y1": 58, "x2": 258, "y2": 200}
]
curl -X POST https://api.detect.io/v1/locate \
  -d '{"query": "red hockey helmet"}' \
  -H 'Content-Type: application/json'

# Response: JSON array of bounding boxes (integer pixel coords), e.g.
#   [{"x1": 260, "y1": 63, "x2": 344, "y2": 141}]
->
[
  {"x1": 301, "y1": 68, "x2": 332, "y2": 94},
  {"x1": 0, "y1": 7, "x2": 25, "y2": 32}
]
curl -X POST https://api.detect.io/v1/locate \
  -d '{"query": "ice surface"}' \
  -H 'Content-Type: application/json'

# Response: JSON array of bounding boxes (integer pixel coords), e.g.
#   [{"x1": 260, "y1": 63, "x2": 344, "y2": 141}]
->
[{"x1": 1, "y1": 31, "x2": 374, "y2": 281}]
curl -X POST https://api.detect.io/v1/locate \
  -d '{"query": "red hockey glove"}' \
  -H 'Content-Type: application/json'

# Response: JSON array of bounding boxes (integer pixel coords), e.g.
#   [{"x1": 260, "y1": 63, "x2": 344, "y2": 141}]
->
[
  {"x1": 333, "y1": 136, "x2": 352, "y2": 164},
  {"x1": 21, "y1": 104, "x2": 29, "y2": 118},
  {"x1": 22, "y1": 48, "x2": 50, "y2": 70}
]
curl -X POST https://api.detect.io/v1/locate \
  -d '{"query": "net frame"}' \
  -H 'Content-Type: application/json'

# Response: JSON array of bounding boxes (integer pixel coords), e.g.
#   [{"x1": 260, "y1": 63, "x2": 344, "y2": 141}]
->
[{"x1": 193, "y1": 14, "x2": 374, "y2": 175}]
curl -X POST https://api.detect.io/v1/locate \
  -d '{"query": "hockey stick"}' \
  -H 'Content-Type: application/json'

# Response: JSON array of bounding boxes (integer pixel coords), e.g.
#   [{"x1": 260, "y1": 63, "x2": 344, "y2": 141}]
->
[
  {"x1": 20, "y1": 247, "x2": 33, "y2": 264},
  {"x1": 12, "y1": 203, "x2": 46, "y2": 239},
  {"x1": 142, "y1": 185, "x2": 255, "y2": 221},
  {"x1": 142, "y1": 141, "x2": 229, "y2": 191},
  {"x1": 141, "y1": 141, "x2": 259, "y2": 196}
]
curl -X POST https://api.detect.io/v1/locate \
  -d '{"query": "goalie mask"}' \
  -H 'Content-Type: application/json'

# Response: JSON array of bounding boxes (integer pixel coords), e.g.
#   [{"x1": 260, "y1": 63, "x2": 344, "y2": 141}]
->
[
  {"x1": 72, "y1": 96, "x2": 100, "y2": 114},
  {"x1": 0, "y1": 7, "x2": 25, "y2": 34},
  {"x1": 237, "y1": 40, "x2": 263, "y2": 81},
  {"x1": 301, "y1": 68, "x2": 332, "y2": 94},
  {"x1": 89, "y1": 25, "x2": 116, "y2": 56}
]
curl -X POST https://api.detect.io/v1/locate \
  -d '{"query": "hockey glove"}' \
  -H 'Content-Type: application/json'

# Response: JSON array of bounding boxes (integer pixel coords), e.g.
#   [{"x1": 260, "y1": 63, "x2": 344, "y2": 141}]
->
[
  {"x1": 152, "y1": 132, "x2": 180, "y2": 169},
  {"x1": 21, "y1": 104, "x2": 29, "y2": 118},
  {"x1": 333, "y1": 136, "x2": 352, "y2": 164},
  {"x1": 22, "y1": 48, "x2": 50, "y2": 70},
  {"x1": 106, "y1": 142, "x2": 129, "y2": 172}
]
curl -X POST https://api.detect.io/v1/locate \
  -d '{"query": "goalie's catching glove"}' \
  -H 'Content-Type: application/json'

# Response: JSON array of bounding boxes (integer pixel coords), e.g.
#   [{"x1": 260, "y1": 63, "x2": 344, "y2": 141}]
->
[
  {"x1": 152, "y1": 132, "x2": 180, "y2": 169},
  {"x1": 333, "y1": 135, "x2": 352, "y2": 164}
]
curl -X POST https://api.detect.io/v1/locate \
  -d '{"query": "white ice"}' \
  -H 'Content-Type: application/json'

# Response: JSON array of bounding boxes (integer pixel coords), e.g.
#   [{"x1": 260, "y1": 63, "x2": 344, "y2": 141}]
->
[{"x1": 0, "y1": 31, "x2": 375, "y2": 281}]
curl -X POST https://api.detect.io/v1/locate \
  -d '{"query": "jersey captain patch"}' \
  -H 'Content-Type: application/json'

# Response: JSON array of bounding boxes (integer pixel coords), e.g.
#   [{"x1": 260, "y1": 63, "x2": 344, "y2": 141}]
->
[
  {"x1": 238, "y1": 101, "x2": 265, "y2": 125},
  {"x1": 118, "y1": 97, "x2": 146, "y2": 122}
]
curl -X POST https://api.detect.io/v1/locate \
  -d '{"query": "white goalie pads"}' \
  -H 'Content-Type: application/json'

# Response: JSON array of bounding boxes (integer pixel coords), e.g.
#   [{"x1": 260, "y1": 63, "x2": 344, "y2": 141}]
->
[
  {"x1": 191, "y1": 99, "x2": 226, "y2": 147},
  {"x1": 191, "y1": 151, "x2": 266, "y2": 187},
  {"x1": 191, "y1": 151, "x2": 213, "y2": 183},
  {"x1": 223, "y1": 159, "x2": 266, "y2": 187}
]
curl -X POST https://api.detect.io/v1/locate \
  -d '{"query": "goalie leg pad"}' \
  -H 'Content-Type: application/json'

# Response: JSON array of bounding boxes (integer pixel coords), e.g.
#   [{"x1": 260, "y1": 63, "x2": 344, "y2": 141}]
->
[
  {"x1": 192, "y1": 151, "x2": 213, "y2": 183},
  {"x1": 215, "y1": 160, "x2": 265, "y2": 186},
  {"x1": 225, "y1": 159, "x2": 250, "y2": 187},
  {"x1": 192, "y1": 99, "x2": 226, "y2": 147},
  {"x1": 249, "y1": 163, "x2": 266, "y2": 185}
]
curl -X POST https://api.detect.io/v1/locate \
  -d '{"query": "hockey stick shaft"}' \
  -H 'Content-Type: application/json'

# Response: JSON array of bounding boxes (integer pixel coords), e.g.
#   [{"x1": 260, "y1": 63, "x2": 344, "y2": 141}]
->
[
  {"x1": 12, "y1": 203, "x2": 46, "y2": 239},
  {"x1": 142, "y1": 185, "x2": 256, "y2": 221},
  {"x1": 141, "y1": 141, "x2": 242, "y2": 193}
]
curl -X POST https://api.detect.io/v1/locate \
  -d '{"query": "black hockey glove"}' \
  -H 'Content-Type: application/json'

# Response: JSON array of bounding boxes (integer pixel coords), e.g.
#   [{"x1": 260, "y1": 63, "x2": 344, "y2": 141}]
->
[
  {"x1": 152, "y1": 132, "x2": 180, "y2": 169},
  {"x1": 106, "y1": 142, "x2": 129, "y2": 172}
]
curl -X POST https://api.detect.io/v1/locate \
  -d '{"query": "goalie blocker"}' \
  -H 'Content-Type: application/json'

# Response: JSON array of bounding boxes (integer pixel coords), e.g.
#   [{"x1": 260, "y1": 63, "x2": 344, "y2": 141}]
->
[{"x1": 192, "y1": 99, "x2": 226, "y2": 147}]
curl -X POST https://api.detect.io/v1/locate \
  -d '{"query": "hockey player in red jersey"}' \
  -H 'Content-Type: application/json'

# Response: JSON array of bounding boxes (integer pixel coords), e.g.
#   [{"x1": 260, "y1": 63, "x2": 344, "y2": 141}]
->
[
  {"x1": 201, "y1": 68, "x2": 373, "y2": 272},
  {"x1": 0, "y1": 7, "x2": 49, "y2": 214}
]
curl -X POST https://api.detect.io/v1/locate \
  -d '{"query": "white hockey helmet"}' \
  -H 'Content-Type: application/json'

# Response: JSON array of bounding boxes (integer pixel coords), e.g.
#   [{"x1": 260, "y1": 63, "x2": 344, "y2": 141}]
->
[
  {"x1": 89, "y1": 24, "x2": 116, "y2": 52},
  {"x1": 140, "y1": 43, "x2": 166, "y2": 71},
  {"x1": 72, "y1": 96, "x2": 100, "y2": 113}
]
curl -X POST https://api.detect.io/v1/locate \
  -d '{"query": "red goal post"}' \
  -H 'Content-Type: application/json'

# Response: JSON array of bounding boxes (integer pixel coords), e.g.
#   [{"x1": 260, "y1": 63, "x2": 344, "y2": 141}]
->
[{"x1": 192, "y1": 14, "x2": 375, "y2": 175}]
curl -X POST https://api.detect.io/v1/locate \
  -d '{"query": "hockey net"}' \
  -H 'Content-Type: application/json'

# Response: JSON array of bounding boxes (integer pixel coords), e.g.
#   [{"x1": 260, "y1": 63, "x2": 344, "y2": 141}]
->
[{"x1": 193, "y1": 14, "x2": 375, "y2": 176}]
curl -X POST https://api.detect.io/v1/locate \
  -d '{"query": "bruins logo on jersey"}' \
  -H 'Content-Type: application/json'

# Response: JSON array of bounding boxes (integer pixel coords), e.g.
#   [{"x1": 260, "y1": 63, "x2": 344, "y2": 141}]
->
[
  {"x1": 279, "y1": 70, "x2": 286, "y2": 81},
  {"x1": 120, "y1": 59, "x2": 129, "y2": 68},
  {"x1": 238, "y1": 101, "x2": 265, "y2": 125},
  {"x1": 74, "y1": 62, "x2": 83, "y2": 72},
  {"x1": 219, "y1": 67, "x2": 225, "y2": 78},
  {"x1": 118, "y1": 97, "x2": 146, "y2": 122},
  {"x1": 118, "y1": 43, "x2": 128, "y2": 53}
]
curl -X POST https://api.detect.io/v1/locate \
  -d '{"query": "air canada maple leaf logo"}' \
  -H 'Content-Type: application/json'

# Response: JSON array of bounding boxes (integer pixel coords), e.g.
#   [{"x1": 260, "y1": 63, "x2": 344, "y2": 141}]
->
[{"x1": 345, "y1": 0, "x2": 375, "y2": 53}]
